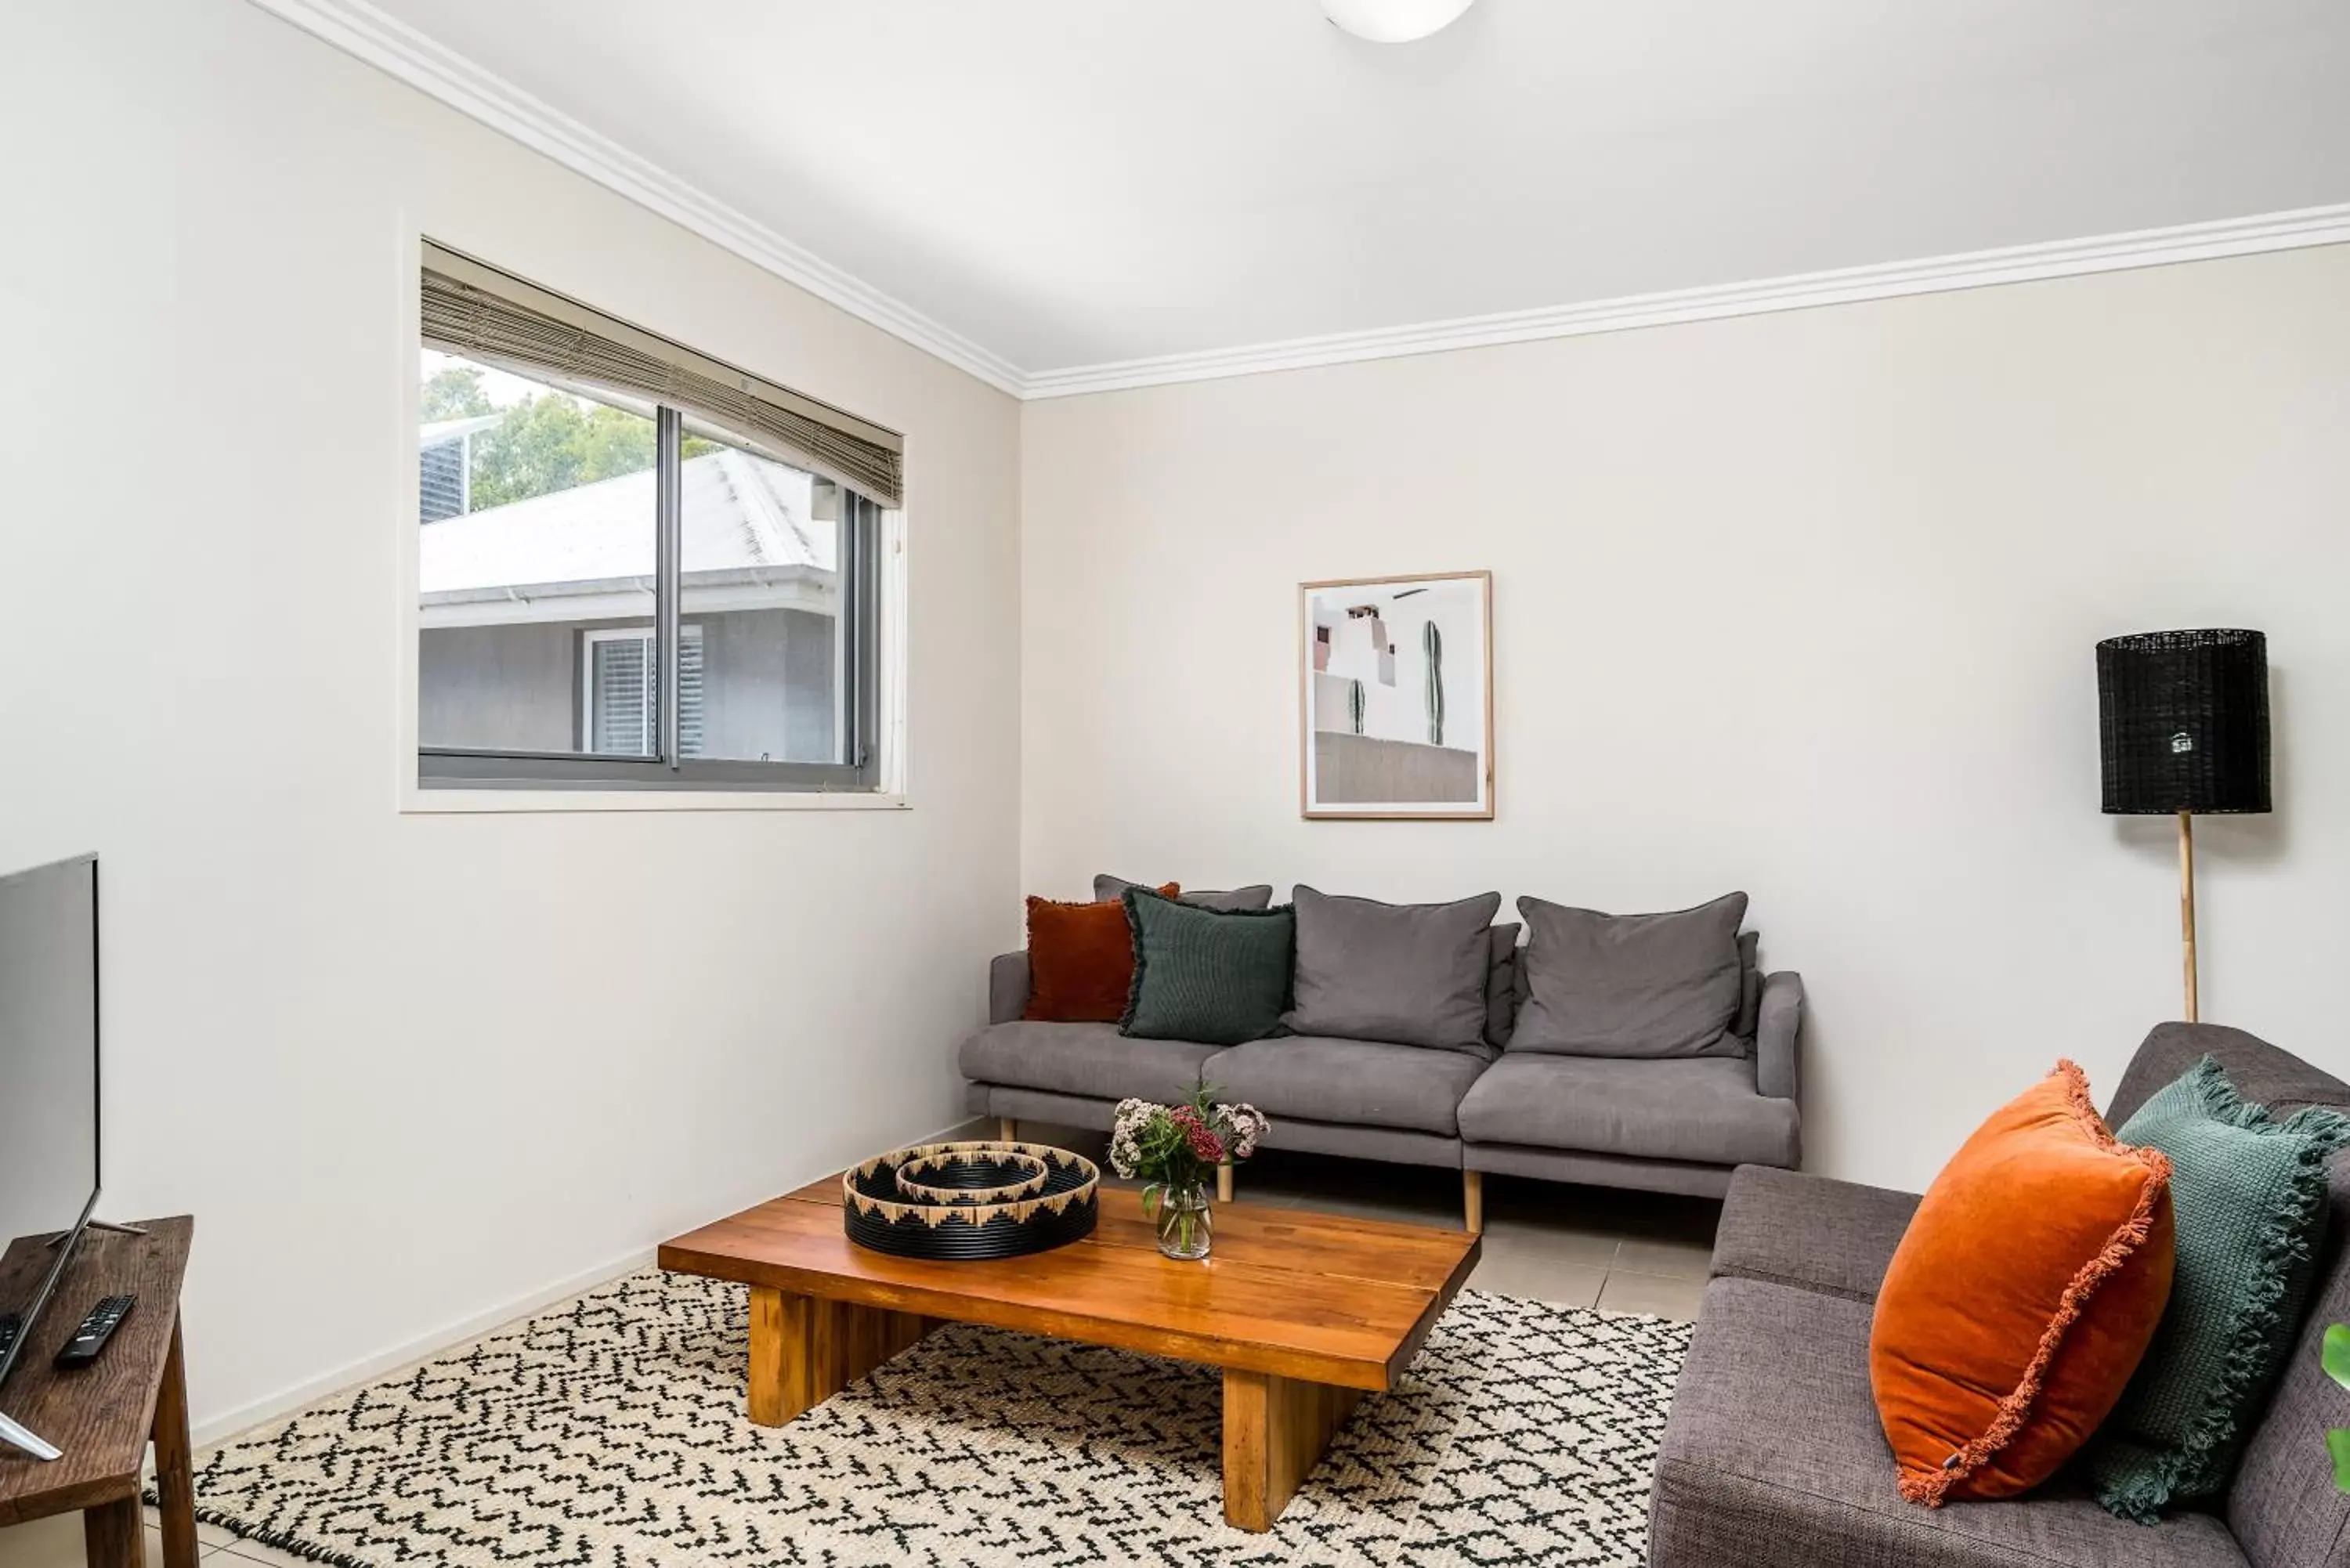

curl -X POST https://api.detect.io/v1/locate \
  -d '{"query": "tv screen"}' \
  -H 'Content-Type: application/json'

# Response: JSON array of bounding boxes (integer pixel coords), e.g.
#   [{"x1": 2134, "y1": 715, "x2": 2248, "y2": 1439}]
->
[{"x1": 0, "y1": 853, "x2": 101, "y2": 1393}]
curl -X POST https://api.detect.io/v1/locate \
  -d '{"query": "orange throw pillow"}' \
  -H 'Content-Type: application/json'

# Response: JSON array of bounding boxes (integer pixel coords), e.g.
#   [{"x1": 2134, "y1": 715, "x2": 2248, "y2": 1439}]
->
[
  {"x1": 1870, "y1": 1060, "x2": 2174, "y2": 1505},
  {"x1": 1024, "y1": 886, "x2": 1178, "y2": 1023}
]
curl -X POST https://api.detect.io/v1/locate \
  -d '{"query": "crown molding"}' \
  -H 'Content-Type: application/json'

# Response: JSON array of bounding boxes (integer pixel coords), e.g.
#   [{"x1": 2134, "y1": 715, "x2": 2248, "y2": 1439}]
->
[
  {"x1": 240, "y1": 0, "x2": 2349, "y2": 405},
  {"x1": 1022, "y1": 203, "x2": 2350, "y2": 399},
  {"x1": 244, "y1": 0, "x2": 1026, "y2": 396}
]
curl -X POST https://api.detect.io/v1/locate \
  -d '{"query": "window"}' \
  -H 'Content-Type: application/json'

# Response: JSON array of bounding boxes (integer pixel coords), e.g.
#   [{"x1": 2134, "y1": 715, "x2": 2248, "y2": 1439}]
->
[{"x1": 414, "y1": 242, "x2": 898, "y2": 793}]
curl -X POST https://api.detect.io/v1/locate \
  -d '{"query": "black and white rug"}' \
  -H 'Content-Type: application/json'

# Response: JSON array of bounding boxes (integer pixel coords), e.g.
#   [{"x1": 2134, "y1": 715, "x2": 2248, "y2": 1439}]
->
[{"x1": 182, "y1": 1270, "x2": 1690, "y2": 1567}]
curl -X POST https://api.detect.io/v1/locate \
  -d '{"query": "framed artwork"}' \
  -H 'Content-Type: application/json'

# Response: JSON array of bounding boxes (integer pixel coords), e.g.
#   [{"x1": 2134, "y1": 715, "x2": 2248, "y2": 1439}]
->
[{"x1": 1299, "y1": 570, "x2": 1494, "y2": 820}]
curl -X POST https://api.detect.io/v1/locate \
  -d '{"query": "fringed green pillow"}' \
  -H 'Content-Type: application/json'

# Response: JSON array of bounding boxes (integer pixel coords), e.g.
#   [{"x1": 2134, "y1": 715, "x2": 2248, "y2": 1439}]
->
[
  {"x1": 2085, "y1": 1056, "x2": 2350, "y2": 1522},
  {"x1": 1119, "y1": 888, "x2": 1295, "y2": 1046}
]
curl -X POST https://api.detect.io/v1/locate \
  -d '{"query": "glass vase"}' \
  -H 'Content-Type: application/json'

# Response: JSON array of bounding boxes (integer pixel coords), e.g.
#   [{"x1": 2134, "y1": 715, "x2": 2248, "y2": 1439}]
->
[{"x1": 1148, "y1": 1180, "x2": 1213, "y2": 1261}]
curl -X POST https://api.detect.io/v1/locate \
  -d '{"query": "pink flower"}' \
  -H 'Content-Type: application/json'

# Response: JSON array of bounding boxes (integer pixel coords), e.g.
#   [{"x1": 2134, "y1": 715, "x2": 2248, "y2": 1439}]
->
[{"x1": 1170, "y1": 1106, "x2": 1227, "y2": 1164}]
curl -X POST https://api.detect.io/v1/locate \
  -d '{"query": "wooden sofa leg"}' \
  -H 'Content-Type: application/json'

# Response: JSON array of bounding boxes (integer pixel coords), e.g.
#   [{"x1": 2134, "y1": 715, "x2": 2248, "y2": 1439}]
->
[
  {"x1": 1217, "y1": 1161, "x2": 1235, "y2": 1204},
  {"x1": 998, "y1": 1118, "x2": 1017, "y2": 1143},
  {"x1": 1463, "y1": 1169, "x2": 1484, "y2": 1234}
]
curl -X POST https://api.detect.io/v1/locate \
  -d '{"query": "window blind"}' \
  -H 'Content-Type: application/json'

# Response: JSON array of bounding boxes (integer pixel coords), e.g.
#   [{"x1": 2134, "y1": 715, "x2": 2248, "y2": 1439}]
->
[{"x1": 421, "y1": 241, "x2": 904, "y2": 508}]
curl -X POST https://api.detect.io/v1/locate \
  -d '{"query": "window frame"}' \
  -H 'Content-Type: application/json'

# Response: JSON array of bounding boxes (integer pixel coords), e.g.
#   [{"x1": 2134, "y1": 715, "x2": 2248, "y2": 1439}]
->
[{"x1": 413, "y1": 345, "x2": 891, "y2": 800}]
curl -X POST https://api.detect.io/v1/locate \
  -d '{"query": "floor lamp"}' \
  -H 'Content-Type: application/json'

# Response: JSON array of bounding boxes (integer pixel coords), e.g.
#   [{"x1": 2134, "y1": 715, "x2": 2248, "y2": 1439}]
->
[{"x1": 2095, "y1": 629, "x2": 2272, "y2": 1023}]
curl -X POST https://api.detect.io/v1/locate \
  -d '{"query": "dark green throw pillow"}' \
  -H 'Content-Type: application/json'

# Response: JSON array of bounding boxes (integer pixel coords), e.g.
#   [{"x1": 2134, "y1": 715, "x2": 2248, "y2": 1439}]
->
[
  {"x1": 1120, "y1": 887, "x2": 1294, "y2": 1046},
  {"x1": 2086, "y1": 1056, "x2": 2350, "y2": 1522}
]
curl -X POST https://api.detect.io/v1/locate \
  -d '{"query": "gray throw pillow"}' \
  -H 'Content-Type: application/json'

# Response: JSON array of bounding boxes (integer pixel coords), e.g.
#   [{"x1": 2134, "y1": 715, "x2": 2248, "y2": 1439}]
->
[
  {"x1": 1094, "y1": 874, "x2": 1274, "y2": 912},
  {"x1": 1510, "y1": 892, "x2": 1749, "y2": 1058},
  {"x1": 1281, "y1": 886, "x2": 1501, "y2": 1053},
  {"x1": 1486, "y1": 923, "x2": 1522, "y2": 1048}
]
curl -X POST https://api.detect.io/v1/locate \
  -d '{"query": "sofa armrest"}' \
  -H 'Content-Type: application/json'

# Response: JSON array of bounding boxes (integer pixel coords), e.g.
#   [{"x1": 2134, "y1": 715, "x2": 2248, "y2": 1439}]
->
[
  {"x1": 988, "y1": 951, "x2": 1031, "y2": 1025},
  {"x1": 1755, "y1": 970, "x2": 1802, "y2": 1101}
]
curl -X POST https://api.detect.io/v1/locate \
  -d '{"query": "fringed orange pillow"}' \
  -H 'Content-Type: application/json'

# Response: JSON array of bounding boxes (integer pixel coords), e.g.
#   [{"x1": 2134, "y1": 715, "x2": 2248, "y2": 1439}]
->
[
  {"x1": 1870, "y1": 1060, "x2": 2175, "y2": 1505},
  {"x1": 1024, "y1": 885, "x2": 1177, "y2": 1023}
]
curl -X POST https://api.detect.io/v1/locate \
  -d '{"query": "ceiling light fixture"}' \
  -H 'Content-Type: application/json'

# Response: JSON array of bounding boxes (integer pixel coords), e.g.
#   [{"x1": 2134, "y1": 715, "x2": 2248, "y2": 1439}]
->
[{"x1": 1321, "y1": 0, "x2": 1477, "y2": 44}]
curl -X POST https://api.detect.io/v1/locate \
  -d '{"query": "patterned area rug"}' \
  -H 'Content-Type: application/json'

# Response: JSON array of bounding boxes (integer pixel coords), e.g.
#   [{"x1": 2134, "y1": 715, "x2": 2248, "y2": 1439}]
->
[{"x1": 180, "y1": 1270, "x2": 1691, "y2": 1567}]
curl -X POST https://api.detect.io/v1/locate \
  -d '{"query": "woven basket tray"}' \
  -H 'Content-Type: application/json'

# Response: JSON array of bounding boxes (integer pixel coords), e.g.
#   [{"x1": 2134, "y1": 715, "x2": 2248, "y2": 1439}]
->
[{"x1": 841, "y1": 1141, "x2": 1100, "y2": 1259}]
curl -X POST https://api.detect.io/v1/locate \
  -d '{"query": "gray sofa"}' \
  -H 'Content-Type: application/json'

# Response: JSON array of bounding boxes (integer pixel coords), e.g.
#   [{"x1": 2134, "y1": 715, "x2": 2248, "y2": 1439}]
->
[
  {"x1": 1649, "y1": 1021, "x2": 2350, "y2": 1568},
  {"x1": 959, "y1": 912, "x2": 1804, "y2": 1228}
]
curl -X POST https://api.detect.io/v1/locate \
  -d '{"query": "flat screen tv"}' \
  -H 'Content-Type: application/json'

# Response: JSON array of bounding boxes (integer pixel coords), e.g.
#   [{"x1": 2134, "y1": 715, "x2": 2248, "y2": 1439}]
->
[{"x1": 0, "y1": 853, "x2": 102, "y2": 1419}]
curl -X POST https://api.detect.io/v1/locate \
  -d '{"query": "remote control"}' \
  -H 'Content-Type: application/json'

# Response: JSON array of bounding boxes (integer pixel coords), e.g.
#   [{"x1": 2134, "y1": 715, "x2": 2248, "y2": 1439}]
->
[{"x1": 53, "y1": 1295, "x2": 134, "y2": 1369}]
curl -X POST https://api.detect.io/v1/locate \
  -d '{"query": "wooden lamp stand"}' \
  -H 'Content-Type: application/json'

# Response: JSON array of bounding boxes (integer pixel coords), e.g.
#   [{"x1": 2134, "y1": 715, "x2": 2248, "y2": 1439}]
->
[{"x1": 2178, "y1": 811, "x2": 2199, "y2": 1023}]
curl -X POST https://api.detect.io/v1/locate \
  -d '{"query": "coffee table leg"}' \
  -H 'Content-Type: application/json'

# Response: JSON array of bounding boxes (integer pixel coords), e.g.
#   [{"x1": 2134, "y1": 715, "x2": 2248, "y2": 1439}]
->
[
  {"x1": 1222, "y1": 1368, "x2": 1363, "y2": 1532},
  {"x1": 747, "y1": 1286, "x2": 933, "y2": 1426}
]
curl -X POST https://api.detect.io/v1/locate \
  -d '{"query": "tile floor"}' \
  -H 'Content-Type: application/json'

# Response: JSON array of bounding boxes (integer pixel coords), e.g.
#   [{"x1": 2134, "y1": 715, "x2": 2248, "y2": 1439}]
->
[
  {"x1": 0, "y1": 1130, "x2": 1715, "y2": 1568},
  {"x1": 0, "y1": 1514, "x2": 274, "y2": 1568}
]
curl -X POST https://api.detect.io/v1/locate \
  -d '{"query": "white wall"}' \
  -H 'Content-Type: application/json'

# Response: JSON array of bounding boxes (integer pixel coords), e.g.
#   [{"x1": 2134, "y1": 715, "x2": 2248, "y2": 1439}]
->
[
  {"x1": 0, "y1": 3, "x2": 1020, "y2": 1433},
  {"x1": 1021, "y1": 244, "x2": 2350, "y2": 1193}
]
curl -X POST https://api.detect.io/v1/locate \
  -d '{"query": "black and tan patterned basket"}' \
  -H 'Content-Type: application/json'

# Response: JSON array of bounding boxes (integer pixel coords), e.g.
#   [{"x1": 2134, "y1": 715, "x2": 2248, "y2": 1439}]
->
[{"x1": 842, "y1": 1141, "x2": 1100, "y2": 1259}]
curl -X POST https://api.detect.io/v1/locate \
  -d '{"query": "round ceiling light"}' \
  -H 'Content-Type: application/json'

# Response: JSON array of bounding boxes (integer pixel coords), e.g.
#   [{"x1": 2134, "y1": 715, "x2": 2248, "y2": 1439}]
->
[{"x1": 1321, "y1": 0, "x2": 1477, "y2": 43}]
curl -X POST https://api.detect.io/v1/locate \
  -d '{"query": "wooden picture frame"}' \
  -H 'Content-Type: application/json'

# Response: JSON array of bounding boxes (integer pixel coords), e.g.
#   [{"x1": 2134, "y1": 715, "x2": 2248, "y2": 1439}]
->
[{"x1": 1299, "y1": 570, "x2": 1494, "y2": 820}]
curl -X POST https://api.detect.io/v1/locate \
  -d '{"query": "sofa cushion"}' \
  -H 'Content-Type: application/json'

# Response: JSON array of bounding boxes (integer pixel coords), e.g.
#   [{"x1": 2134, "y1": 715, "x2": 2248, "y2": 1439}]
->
[
  {"x1": 1456, "y1": 1052, "x2": 1798, "y2": 1167},
  {"x1": 2108, "y1": 1021, "x2": 2350, "y2": 1129},
  {"x1": 1510, "y1": 891, "x2": 1748, "y2": 1058},
  {"x1": 1094, "y1": 873, "x2": 1274, "y2": 912},
  {"x1": 1203, "y1": 1036, "x2": 1487, "y2": 1136},
  {"x1": 1709, "y1": 1164, "x2": 1919, "y2": 1304},
  {"x1": 1282, "y1": 885, "x2": 1500, "y2": 1053},
  {"x1": 958, "y1": 1021, "x2": 1220, "y2": 1105},
  {"x1": 2097, "y1": 1024, "x2": 2350, "y2": 1566},
  {"x1": 1484, "y1": 923, "x2": 1520, "y2": 1048},
  {"x1": 1649, "y1": 1277, "x2": 2249, "y2": 1568},
  {"x1": 1870, "y1": 1060, "x2": 2175, "y2": 1506},
  {"x1": 1023, "y1": 885, "x2": 1175, "y2": 1023},
  {"x1": 1524, "y1": 927, "x2": 1769, "y2": 1055},
  {"x1": 1528, "y1": 921, "x2": 1761, "y2": 1053},
  {"x1": 1120, "y1": 888, "x2": 1294, "y2": 1046},
  {"x1": 2086, "y1": 1057, "x2": 2350, "y2": 1521}
]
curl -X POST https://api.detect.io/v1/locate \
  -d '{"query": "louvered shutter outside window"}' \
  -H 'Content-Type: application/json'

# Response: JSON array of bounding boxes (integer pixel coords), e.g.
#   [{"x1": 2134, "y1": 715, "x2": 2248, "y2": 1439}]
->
[
  {"x1": 678, "y1": 631, "x2": 706, "y2": 758},
  {"x1": 587, "y1": 630, "x2": 704, "y2": 759},
  {"x1": 590, "y1": 636, "x2": 651, "y2": 756}
]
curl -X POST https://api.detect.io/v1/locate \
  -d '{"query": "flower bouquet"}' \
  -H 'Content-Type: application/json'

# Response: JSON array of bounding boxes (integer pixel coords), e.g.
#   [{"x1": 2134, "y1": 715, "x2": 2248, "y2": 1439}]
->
[{"x1": 1108, "y1": 1088, "x2": 1270, "y2": 1260}]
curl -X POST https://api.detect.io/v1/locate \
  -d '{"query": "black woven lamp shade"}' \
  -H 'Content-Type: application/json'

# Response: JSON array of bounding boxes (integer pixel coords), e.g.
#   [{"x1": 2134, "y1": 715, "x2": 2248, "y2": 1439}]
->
[{"x1": 2095, "y1": 630, "x2": 2271, "y2": 815}]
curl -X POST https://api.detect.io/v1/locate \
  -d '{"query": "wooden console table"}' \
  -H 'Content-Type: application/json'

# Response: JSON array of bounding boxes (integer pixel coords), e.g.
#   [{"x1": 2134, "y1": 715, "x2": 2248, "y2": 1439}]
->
[{"x1": 0, "y1": 1218, "x2": 197, "y2": 1568}]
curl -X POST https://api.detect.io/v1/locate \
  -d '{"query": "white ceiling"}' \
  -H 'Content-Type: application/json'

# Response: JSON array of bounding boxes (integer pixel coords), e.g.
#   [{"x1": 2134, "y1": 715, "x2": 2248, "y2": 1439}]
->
[{"x1": 348, "y1": 0, "x2": 2350, "y2": 383}]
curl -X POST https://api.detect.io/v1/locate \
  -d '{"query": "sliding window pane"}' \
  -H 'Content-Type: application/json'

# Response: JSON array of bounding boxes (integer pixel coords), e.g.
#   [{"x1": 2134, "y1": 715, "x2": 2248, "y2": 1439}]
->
[
  {"x1": 678, "y1": 435, "x2": 845, "y2": 764},
  {"x1": 415, "y1": 349, "x2": 660, "y2": 756}
]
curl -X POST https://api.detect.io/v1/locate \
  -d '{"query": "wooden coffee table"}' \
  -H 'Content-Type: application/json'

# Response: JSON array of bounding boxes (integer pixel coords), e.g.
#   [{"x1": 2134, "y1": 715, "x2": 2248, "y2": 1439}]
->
[{"x1": 659, "y1": 1178, "x2": 1479, "y2": 1531}]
